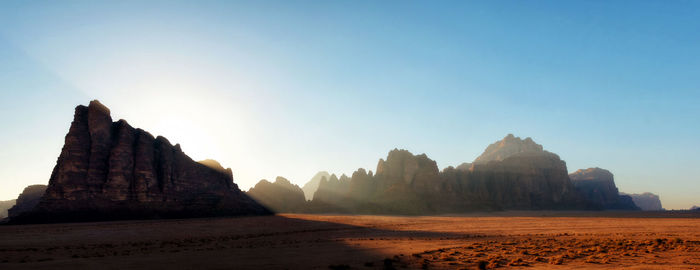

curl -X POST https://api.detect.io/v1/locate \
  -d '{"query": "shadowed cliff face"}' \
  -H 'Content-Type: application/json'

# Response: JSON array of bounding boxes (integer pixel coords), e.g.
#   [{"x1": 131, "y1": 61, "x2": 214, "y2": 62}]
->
[
  {"x1": 570, "y1": 168, "x2": 639, "y2": 210},
  {"x1": 11, "y1": 100, "x2": 270, "y2": 223}
]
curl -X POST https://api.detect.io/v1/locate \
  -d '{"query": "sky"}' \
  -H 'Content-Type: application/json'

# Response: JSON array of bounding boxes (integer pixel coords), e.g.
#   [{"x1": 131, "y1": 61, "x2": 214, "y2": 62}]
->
[{"x1": 0, "y1": 1, "x2": 698, "y2": 209}]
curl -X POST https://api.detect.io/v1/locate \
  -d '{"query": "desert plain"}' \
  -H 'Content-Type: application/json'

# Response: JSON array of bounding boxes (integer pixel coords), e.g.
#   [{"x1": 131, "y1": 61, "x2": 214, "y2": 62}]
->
[{"x1": 1, "y1": 212, "x2": 699, "y2": 269}]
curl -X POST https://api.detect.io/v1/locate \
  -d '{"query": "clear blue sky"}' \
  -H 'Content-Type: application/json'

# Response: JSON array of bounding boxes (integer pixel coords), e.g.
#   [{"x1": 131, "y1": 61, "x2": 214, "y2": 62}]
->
[{"x1": 1, "y1": 1, "x2": 698, "y2": 209}]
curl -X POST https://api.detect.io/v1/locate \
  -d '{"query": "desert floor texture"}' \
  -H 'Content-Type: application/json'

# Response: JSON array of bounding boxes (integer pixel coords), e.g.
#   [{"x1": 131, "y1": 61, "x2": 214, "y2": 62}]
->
[{"x1": 1, "y1": 212, "x2": 699, "y2": 269}]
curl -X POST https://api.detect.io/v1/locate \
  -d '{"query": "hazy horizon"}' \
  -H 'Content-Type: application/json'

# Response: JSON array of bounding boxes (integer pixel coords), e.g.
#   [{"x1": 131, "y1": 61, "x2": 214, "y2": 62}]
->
[{"x1": 1, "y1": 1, "x2": 699, "y2": 209}]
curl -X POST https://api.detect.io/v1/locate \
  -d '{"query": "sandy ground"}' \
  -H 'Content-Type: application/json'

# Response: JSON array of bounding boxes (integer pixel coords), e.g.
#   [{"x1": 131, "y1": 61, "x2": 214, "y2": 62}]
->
[{"x1": 1, "y1": 213, "x2": 699, "y2": 269}]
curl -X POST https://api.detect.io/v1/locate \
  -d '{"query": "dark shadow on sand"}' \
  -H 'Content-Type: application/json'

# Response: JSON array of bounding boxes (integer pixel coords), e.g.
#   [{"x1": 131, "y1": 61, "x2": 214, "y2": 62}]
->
[{"x1": 0, "y1": 214, "x2": 478, "y2": 269}]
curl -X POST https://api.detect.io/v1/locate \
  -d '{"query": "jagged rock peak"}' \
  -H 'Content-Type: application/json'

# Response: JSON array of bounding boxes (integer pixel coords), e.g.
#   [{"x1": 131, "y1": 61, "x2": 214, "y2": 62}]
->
[
  {"x1": 570, "y1": 167, "x2": 614, "y2": 182},
  {"x1": 88, "y1": 99, "x2": 111, "y2": 114},
  {"x1": 474, "y1": 134, "x2": 544, "y2": 163},
  {"x1": 301, "y1": 171, "x2": 330, "y2": 201}
]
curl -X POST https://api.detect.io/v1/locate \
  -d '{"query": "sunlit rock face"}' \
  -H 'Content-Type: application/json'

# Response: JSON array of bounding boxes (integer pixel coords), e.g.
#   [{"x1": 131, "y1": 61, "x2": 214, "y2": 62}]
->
[
  {"x1": 570, "y1": 168, "x2": 640, "y2": 210},
  {"x1": 10, "y1": 100, "x2": 269, "y2": 223},
  {"x1": 622, "y1": 192, "x2": 664, "y2": 211},
  {"x1": 247, "y1": 177, "x2": 307, "y2": 213},
  {"x1": 7, "y1": 185, "x2": 46, "y2": 218}
]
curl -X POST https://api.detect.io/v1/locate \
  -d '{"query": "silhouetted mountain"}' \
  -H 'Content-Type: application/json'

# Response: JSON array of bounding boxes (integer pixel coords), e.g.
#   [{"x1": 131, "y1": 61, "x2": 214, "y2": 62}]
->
[
  {"x1": 691, "y1": 205, "x2": 699, "y2": 211},
  {"x1": 301, "y1": 171, "x2": 330, "y2": 201},
  {"x1": 247, "y1": 177, "x2": 307, "y2": 213},
  {"x1": 307, "y1": 135, "x2": 593, "y2": 214},
  {"x1": 10, "y1": 100, "x2": 270, "y2": 224},
  {"x1": 0, "y1": 199, "x2": 16, "y2": 218},
  {"x1": 570, "y1": 168, "x2": 639, "y2": 210},
  {"x1": 8, "y1": 185, "x2": 47, "y2": 218},
  {"x1": 622, "y1": 192, "x2": 664, "y2": 211}
]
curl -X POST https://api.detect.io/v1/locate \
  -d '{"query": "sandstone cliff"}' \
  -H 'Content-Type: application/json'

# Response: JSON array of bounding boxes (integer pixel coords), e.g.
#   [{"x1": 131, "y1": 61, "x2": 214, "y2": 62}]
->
[
  {"x1": 569, "y1": 168, "x2": 639, "y2": 210},
  {"x1": 622, "y1": 192, "x2": 664, "y2": 211},
  {"x1": 247, "y1": 177, "x2": 307, "y2": 213},
  {"x1": 10, "y1": 100, "x2": 269, "y2": 223}
]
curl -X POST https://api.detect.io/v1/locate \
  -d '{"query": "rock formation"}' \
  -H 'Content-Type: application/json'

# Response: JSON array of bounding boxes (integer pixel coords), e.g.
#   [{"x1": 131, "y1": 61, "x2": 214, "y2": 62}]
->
[
  {"x1": 622, "y1": 192, "x2": 664, "y2": 211},
  {"x1": 569, "y1": 168, "x2": 639, "y2": 210},
  {"x1": 0, "y1": 199, "x2": 16, "y2": 218},
  {"x1": 301, "y1": 171, "x2": 330, "y2": 201},
  {"x1": 7, "y1": 185, "x2": 47, "y2": 218},
  {"x1": 247, "y1": 177, "x2": 307, "y2": 213},
  {"x1": 10, "y1": 100, "x2": 269, "y2": 223},
  {"x1": 307, "y1": 135, "x2": 593, "y2": 214},
  {"x1": 312, "y1": 174, "x2": 350, "y2": 203}
]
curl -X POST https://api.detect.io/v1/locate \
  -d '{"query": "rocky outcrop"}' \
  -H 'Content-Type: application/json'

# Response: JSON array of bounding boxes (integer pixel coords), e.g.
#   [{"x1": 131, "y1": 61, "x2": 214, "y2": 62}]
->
[
  {"x1": 301, "y1": 171, "x2": 330, "y2": 201},
  {"x1": 10, "y1": 100, "x2": 269, "y2": 223},
  {"x1": 570, "y1": 168, "x2": 639, "y2": 210},
  {"x1": 247, "y1": 177, "x2": 307, "y2": 213},
  {"x1": 622, "y1": 192, "x2": 664, "y2": 211},
  {"x1": 7, "y1": 185, "x2": 47, "y2": 218},
  {"x1": 0, "y1": 199, "x2": 16, "y2": 218}
]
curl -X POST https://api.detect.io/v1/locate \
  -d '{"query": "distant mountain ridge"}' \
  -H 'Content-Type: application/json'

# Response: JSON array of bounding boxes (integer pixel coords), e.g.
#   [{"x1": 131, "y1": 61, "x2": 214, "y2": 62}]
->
[
  {"x1": 622, "y1": 192, "x2": 664, "y2": 211},
  {"x1": 247, "y1": 177, "x2": 307, "y2": 213},
  {"x1": 307, "y1": 135, "x2": 596, "y2": 214},
  {"x1": 249, "y1": 134, "x2": 654, "y2": 214},
  {"x1": 569, "y1": 168, "x2": 639, "y2": 210}
]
